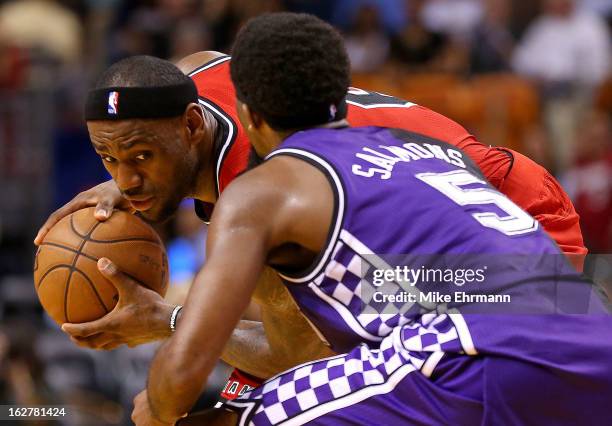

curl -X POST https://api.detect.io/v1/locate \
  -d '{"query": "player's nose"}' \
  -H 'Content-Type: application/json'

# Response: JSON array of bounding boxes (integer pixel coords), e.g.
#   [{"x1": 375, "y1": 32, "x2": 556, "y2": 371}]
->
[{"x1": 115, "y1": 163, "x2": 143, "y2": 193}]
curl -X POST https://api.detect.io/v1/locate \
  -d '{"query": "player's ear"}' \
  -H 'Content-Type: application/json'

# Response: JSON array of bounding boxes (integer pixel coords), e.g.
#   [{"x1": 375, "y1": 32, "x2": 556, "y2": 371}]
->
[
  {"x1": 184, "y1": 102, "x2": 205, "y2": 144},
  {"x1": 238, "y1": 101, "x2": 264, "y2": 130}
]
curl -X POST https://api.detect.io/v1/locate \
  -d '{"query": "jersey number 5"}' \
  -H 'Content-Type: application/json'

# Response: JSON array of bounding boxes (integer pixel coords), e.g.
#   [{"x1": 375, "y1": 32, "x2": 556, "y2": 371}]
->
[{"x1": 416, "y1": 170, "x2": 538, "y2": 236}]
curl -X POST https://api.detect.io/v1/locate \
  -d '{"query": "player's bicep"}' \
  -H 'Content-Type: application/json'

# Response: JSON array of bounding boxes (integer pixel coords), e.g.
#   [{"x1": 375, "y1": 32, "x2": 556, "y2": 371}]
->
[{"x1": 206, "y1": 166, "x2": 294, "y2": 261}]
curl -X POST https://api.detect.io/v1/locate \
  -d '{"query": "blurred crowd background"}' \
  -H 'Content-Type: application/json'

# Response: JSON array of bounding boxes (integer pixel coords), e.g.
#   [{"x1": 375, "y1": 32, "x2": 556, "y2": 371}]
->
[{"x1": 0, "y1": 0, "x2": 610, "y2": 424}]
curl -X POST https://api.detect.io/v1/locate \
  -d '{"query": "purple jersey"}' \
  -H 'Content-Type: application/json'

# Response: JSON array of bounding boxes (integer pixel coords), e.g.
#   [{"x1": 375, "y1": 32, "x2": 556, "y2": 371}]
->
[
  {"x1": 225, "y1": 127, "x2": 612, "y2": 426},
  {"x1": 267, "y1": 127, "x2": 607, "y2": 339}
]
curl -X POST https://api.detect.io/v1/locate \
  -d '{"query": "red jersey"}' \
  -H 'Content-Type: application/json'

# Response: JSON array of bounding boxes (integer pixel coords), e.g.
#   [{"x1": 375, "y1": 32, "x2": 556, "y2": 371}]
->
[{"x1": 189, "y1": 55, "x2": 586, "y2": 263}]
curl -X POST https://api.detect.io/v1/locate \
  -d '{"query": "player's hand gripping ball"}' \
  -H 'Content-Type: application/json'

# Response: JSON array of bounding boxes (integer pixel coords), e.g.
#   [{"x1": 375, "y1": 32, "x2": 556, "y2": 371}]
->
[{"x1": 33, "y1": 207, "x2": 168, "y2": 325}]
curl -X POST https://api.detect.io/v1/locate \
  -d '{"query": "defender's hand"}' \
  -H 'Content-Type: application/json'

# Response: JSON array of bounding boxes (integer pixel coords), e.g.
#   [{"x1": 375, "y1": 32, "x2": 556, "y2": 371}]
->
[
  {"x1": 34, "y1": 180, "x2": 132, "y2": 245},
  {"x1": 62, "y1": 258, "x2": 174, "y2": 350}
]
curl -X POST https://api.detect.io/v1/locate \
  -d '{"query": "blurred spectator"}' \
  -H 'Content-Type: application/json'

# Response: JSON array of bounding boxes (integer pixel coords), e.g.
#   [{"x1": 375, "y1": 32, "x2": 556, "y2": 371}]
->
[
  {"x1": 522, "y1": 124, "x2": 555, "y2": 172},
  {"x1": 470, "y1": 0, "x2": 515, "y2": 73},
  {"x1": 512, "y1": 0, "x2": 611, "y2": 173},
  {"x1": 0, "y1": 0, "x2": 83, "y2": 65},
  {"x1": 421, "y1": 0, "x2": 483, "y2": 39},
  {"x1": 580, "y1": 0, "x2": 612, "y2": 19},
  {"x1": 283, "y1": 0, "x2": 336, "y2": 22},
  {"x1": 389, "y1": 0, "x2": 467, "y2": 73},
  {"x1": 111, "y1": 1, "x2": 173, "y2": 60},
  {"x1": 0, "y1": 323, "x2": 48, "y2": 407},
  {"x1": 562, "y1": 111, "x2": 612, "y2": 252},
  {"x1": 344, "y1": 5, "x2": 390, "y2": 73},
  {"x1": 201, "y1": 0, "x2": 236, "y2": 51},
  {"x1": 331, "y1": 0, "x2": 405, "y2": 34},
  {"x1": 205, "y1": 0, "x2": 282, "y2": 52},
  {"x1": 0, "y1": 331, "x2": 8, "y2": 401},
  {"x1": 507, "y1": 1, "x2": 542, "y2": 39},
  {"x1": 52, "y1": 88, "x2": 108, "y2": 208},
  {"x1": 111, "y1": 1, "x2": 206, "y2": 61},
  {"x1": 0, "y1": 36, "x2": 27, "y2": 89},
  {"x1": 159, "y1": 0, "x2": 200, "y2": 21},
  {"x1": 169, "y1": 20, "x2": 212, "y2": 62},
  {"x1": 513, "y1": 0, "x2": 611, "y2": 87},
  {"x1": 596, "y1": 78, "x2": 612, "y2": 113},
  {"x1": 164, "y1": 0, "x2": 211, "y2": 60}
]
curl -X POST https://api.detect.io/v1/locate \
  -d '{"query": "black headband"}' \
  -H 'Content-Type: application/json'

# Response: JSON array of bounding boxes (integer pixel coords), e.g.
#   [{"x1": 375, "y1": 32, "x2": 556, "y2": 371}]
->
[{"x1": 84, "y1": 81, "x2": 198, "y2": 120}]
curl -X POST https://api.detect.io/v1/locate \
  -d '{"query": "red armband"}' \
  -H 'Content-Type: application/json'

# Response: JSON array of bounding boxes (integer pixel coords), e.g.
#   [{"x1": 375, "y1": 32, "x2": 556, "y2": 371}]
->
[{"x1": 220, "y1": 368, "x2": 264, "y2": 401}]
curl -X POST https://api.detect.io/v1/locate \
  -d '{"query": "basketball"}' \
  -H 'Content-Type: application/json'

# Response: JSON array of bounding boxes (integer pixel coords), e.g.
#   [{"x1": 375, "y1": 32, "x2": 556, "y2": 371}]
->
[{"x1": 33, "y1": 207, "x2": 168, "y2": 325}]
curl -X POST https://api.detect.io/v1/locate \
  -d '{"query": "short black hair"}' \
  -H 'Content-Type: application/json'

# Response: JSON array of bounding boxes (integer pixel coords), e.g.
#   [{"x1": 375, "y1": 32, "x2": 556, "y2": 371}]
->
[
  {"x1": 230, "y1": 13, "x2": 350, "y2": 130},
  {"x1": 94, "y1": 55, "x2": 193, "y2": 88}
]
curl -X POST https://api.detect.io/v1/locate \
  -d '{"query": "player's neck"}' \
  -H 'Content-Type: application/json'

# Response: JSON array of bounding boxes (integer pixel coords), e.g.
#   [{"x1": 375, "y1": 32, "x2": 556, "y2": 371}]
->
[
  {"x1": 286, "y1": 119, "x2": 350, "y2": 138},
  {"x1": 317, "y1": 119, "x2": 349, "y2": 130},
  {"x1": 256, "y1": 119, "x2": 350, "y2": 157}
]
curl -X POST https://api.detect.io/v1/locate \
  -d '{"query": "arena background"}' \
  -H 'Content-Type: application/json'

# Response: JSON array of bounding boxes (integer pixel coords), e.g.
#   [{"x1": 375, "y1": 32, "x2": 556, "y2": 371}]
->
[{"x1": 0, "y1": 0, "x2": 610, "y2": 424}]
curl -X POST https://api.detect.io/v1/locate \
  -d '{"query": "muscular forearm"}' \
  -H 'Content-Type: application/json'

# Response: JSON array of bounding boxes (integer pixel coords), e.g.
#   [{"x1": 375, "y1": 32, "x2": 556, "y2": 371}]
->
[
  {"x1": 221, "y1": 310, "x2": 336, "y2": 380},
  {"x1": 221, "y1": 320, "x2": 281, "y2": 379},
  {"x1": 147, "y1": 284, "x2": 254, "y2": 422},
  {"x1": 263, "y1": 308, "x2": 336, "y2": 372},
  {"x1": 147, "y1": 336, "x2": 217, "y2": 423}
]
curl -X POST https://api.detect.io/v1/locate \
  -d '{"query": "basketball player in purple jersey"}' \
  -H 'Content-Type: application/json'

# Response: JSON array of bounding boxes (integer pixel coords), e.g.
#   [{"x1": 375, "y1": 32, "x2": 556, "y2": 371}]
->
[{"x1": 128, "y1": 13, "x2": 612, "y2": 426}]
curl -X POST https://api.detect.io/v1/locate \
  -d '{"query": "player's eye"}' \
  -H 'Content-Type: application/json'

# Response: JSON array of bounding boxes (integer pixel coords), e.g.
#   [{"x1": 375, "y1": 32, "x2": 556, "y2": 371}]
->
[
  {"x1": 100, "y1": 155, "x2": 115, "y2": 163},
  {"x1": 135, "y1": 152, "x2": 151, "y2": 162}
]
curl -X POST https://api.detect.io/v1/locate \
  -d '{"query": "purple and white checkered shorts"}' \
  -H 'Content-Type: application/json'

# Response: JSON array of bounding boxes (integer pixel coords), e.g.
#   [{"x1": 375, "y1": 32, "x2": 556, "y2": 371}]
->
[{"x1": 224, "y1": 312, "x2": 483, "y2": 425}]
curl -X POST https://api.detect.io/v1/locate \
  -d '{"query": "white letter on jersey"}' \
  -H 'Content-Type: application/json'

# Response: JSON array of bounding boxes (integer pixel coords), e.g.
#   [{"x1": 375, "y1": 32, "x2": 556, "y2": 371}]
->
[
  {"x1": 447, "y1": 149, "x2": 466, "y2": 168},
  {"x1": 355, "y1": 152, "x2": 396, "y2": 171},
  {"x1": 423, "y1": 144, "x2": 451, "y2": 163},
  {"x1": 352, "y1": 164, "x2": 392, "y2": 180},
  {"x1": 403, "y1": 143, "x2": 435, "y2": 159}
]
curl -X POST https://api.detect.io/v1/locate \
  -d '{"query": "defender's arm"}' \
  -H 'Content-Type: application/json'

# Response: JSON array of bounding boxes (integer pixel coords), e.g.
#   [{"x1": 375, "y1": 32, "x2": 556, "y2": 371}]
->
[{"x1": 145, "y1": 165, "x2": 291, "y2": 423}]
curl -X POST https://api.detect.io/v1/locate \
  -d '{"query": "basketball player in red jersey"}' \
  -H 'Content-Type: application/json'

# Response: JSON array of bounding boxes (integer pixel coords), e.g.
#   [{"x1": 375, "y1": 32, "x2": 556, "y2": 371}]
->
[
  {"x1": 34, "y1": 51, "x2": 587, "y2": 402},
  {"x1": 173, "y1": 52, "x2": 586, "y2": 267}
]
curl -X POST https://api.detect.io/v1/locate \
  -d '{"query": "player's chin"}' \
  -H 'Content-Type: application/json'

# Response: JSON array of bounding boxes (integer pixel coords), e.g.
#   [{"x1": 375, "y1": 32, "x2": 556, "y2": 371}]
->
[
  {"x1": 139, "y1": 201, "x2": 178, "y2": 224},
  {"x1": 137, "y1": 209, "x2": 166, "y2": 224}
]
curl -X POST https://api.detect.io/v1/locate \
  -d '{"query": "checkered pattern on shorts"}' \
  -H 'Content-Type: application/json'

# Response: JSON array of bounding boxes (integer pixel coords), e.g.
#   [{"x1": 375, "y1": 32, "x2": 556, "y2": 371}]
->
[{"x1": 226, "y1": 312, "x2": 465, "y2": 425}]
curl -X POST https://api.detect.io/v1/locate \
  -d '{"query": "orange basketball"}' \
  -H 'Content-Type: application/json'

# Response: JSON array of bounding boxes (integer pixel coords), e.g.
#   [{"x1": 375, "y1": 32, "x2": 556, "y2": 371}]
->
[{"x1": 33, "y1": 207, "x2": 168, "y2": 325}]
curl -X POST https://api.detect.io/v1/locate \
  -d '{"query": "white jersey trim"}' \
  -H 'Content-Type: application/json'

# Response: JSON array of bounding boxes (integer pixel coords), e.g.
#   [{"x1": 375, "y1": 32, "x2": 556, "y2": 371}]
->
[
  {"x1": 447, "y1": 309, "x2": 478, "y2": 355},
  {"x1": 421, "y1": 352, "x2": 445, "y2": 377},
  {"x1": 228, "y1": 399, "x2": 257, "y2": 426},
  {"x1": 346, "y1": 99, "x2": 417, "y2": 109},
  {"x1": 197, "y1": 99, "x2": 235, "y2": 194},
  {"x1": 340, "y1": 230, "x2": 434, "y2": 311},
  {"x1": 308, "y1": 282, "x2": 383, "y2": 343},
  {"x1": 187, "y1": 55, "x2": 231, "y2": 78},
  {"x1": 187, "y1": 56, "x2": 234, "y2": 194}
]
